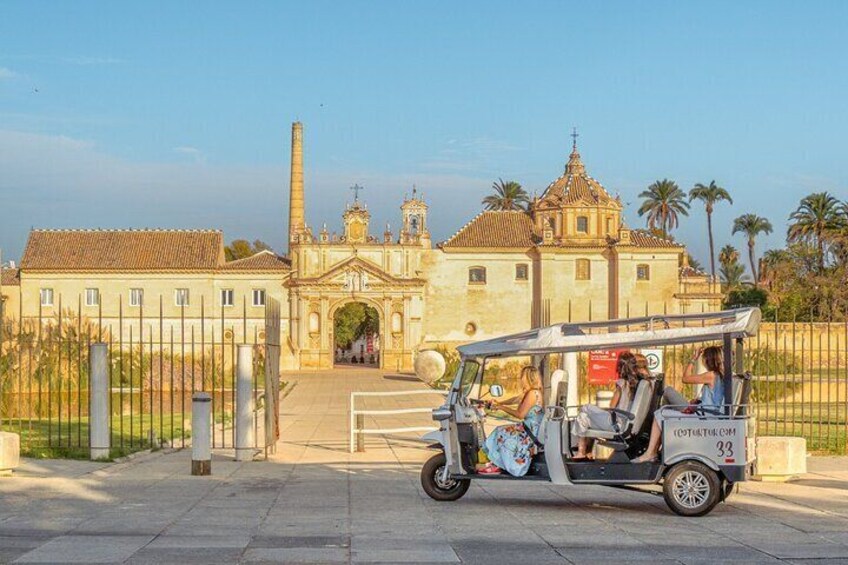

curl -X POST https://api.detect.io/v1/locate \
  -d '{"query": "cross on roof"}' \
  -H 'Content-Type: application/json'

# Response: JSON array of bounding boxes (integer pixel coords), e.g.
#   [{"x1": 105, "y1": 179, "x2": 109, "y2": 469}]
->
[
  {"x1": 571, "y1": 127, "x2": 579, "y2": 149},
  {"x1": 350, "y1": 184, "x2": 364, "y2": 202}
]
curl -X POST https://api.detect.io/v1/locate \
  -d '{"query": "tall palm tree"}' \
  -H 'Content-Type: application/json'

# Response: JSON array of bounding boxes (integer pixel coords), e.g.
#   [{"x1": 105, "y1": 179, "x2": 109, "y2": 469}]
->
[
  {"x1": 787, "y1": 192, "x2": 846, "y2": 274},
  {"x1": 732, "y1": 214, "x2": 773, "y2": 286},
  {"x1": 689, "y1": 181, "x2": 733, "y2": 281},
  {"x1": 482, "y1": 179, "x2": 529, "y2": 211},
  {"x1": 637, "y1": 179, "x2": 690, "y2": 238},
  {"x1": 718, "y1": 244, "x2": 747, "y2": 291}
]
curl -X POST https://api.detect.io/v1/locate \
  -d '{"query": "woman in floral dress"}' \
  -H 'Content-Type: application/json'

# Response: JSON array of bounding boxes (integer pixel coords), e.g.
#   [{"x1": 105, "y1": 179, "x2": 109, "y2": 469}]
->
[{"x1": 478, "y1": 366, "x2": 544, "y2": 476}]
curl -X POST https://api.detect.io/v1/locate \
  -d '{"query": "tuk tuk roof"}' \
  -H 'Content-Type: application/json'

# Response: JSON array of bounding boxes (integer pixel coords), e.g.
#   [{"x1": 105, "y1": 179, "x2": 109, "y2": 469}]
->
[{"x1": 456, "y1": 308, "x2": 761, "y2": 359}]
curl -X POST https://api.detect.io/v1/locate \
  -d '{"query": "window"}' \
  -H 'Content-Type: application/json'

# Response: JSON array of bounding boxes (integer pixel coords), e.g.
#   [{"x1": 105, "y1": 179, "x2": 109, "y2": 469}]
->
[
  {"x1": 576, "y1": 216, "x2": 589, "y2": 233},
  {"x1": 515, "y1": 263, "x2": 529, "y2": 281},
  {"x1": 40, "y1": 288, "x2": 54, "y2": 307},
  {"x1": 468, "y1": 267, "x2": 487, "y2": 284},
  {"x1": 175, "y1": 288, "x2": 190, "y2": 307},
  {"x1": 221, "y1": 289, "x2": 234, "y2": 307},
  {"x1": 637, "y1": 264, "x2": 651, "y2": 281},
  {"x1": 130, "y1": 288, "x2": 144, "y2": 307},
  {"x1": 85, "y1": 288, "x2": 99, "y2": 307},
  {"x1": 576, "y1": 258, "x2": 591, "y2": 281},
  {"x1": 252, "y1": 289, "x2": 266, "y2": 307},
  {"x1": 606, "y1": 217, "x2": 614, "y2": 234}
]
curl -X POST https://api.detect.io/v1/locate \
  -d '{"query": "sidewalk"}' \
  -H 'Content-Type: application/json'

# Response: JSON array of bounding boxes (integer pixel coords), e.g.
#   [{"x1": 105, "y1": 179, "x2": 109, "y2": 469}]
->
[{"x1": 0, "y1": 369, "x2": 847, "y2": 564}]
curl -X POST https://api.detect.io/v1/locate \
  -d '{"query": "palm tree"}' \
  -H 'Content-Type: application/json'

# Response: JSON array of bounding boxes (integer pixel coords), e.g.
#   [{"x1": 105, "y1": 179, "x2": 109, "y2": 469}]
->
[
  {"x1": 719, "y1": 244, "x2": 740, "y2": 269},
  {"x1": 482, "y1": 179, "x2": 529, "y2": 211},
  {"x1": 689, "y1": 181, "x2": 733, "y2": 281},
  {"x1": 637, "y1": 179, "x2": 690, "y2": 238},
  {"x1": 718, "y1": 244, "x2": 747, "y2": 291},
  {"x1": 732, "y1": 214, "x2": 773, "y2": 286},
  {"x1": 787, "y1": 192, "x2": 846, "y2": 274}
]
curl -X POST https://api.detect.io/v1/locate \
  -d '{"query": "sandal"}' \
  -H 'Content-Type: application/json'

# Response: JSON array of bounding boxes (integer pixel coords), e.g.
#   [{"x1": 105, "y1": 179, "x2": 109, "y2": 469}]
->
[{"x1": 477, "y1": 463, "x2": 502, "y2": 475}]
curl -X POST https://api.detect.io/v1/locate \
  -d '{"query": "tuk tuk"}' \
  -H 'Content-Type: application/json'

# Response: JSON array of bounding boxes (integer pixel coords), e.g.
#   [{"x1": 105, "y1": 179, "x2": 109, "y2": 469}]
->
[{"x1": 420, "y1": 308, "x2": 760, "y2": 516}]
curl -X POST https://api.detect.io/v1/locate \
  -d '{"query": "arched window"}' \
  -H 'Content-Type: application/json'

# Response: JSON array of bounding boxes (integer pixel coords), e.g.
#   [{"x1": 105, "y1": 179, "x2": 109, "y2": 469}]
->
[
  {"x1": 468, "y1": 266, "x2": 487, "y2": 284},
  {"x1": 308, "y1": 311, "x2": 320, "y2": 333},
  {"x1": 575, "y1": 258, "x2": 591, "y2": 281},
  {"x1": 576, "y1": 216, "x2": 589, "y2": 233},
  {"x1": 391, "y1": 312, "x2": 403, "y2": 333},
  {"x1": 637, "y1": 264, "x2": 650, "y2": 281}
]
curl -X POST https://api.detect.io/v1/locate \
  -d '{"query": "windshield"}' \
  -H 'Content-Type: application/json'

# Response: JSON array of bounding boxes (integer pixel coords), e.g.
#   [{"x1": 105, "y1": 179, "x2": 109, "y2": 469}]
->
[{"x1": 457, "y1": 360, "x2": 481, "y2": 398}]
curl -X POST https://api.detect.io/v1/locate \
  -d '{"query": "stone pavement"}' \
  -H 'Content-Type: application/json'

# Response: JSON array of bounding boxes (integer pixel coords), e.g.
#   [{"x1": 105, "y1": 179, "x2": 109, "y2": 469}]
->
[{"x1": 1, "y1": 368, "x2": 847, "y2": 564}]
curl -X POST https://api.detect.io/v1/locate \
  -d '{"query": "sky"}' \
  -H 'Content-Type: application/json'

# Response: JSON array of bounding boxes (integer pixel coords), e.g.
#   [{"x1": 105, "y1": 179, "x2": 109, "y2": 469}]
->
[{"x1": 1, "y1": 1, "x2": 847, "y2": 275}]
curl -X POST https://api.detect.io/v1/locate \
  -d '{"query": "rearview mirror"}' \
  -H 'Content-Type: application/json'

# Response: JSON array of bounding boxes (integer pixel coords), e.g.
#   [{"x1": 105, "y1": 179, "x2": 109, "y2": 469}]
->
[{"x1": 489, "y1": 384, "x2": 504, "y2": 398}]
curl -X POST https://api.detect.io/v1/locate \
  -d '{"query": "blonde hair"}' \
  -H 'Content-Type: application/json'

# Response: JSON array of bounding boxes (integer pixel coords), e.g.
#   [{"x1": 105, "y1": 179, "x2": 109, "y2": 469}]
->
[{"x1": 520, "y1": 366, "x2": 542, "y2": 392}]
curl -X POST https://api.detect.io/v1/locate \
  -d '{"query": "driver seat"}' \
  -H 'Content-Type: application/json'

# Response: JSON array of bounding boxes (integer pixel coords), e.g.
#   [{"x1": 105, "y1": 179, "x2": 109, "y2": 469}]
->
[{"x1": 582, "y1": 379, "x2": 655, "y2": 450}]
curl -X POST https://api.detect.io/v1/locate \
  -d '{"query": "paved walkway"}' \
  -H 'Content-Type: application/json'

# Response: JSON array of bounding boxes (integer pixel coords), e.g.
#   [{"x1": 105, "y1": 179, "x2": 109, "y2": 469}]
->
[{"x1": 1, "y1": 368, "x2": 848, "y2": 564}]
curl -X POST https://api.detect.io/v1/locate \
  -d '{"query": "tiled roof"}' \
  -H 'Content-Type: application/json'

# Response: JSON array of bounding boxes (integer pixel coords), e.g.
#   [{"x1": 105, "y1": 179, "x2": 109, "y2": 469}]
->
[
  {"x1": 220, "y1": 250, "x2": 291, "y2": 271},
  {"x1": 1, "y1": 267, "x2": 20, "y2": 286},
  {"x1": 538, "y1": 148, "x2": 620, "y2": 207},
  {"x1": 629, "y1": 230, "x2": 683, "y2": 249},
  {"x1": 20, "y1": 229, "x2": 224, "y2": 271},
  {"x1": 440, "y1": 211, "x2": 536, "y2": 249}
]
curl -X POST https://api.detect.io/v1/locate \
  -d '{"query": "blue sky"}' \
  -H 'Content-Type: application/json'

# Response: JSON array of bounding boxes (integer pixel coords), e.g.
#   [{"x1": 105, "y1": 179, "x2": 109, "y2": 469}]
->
[{"x1": 1, "y1": 1, "x2": 847, "y2": 274}]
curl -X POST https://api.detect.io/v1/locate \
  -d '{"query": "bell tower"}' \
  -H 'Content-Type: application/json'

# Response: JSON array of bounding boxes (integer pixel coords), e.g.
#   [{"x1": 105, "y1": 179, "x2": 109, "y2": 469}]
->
[{"x1": 400, "y1": 187, "x2": 430, "y2": 246}]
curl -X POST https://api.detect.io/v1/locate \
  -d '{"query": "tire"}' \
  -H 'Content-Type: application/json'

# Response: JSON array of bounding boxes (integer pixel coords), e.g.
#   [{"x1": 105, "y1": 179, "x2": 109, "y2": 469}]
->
[
  {"x1": 663, "y1": 461, "x2": 722, "y2": 517},
  {"x1": 421, "y1": 452, "x2": 470, "y2": 502}
]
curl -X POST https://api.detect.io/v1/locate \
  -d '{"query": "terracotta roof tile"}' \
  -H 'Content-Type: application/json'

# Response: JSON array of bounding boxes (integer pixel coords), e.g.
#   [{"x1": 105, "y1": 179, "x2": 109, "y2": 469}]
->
[
  {"x1": 539, "y1": 148, "x2": 620, "y2": 207},
  {"x1": 440, "y1": 211, "x2": 535, "y2": 249},
  {"x1": 1, "y1": 267, "x2": 20, "y2": 286},
  {"x1": 20, "y1": 229, "x2": 224, "y2": 271},
  {"x1": 629, "y1": 230, "x2": 683, "y2": 249},
  {"x1": 220, "y1": 250, "x2": 291, "y2": 271}
]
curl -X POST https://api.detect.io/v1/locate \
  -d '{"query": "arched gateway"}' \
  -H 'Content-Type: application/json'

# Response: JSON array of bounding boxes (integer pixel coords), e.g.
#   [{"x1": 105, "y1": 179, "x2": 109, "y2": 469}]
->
[{"x1": 331, "y1": 301, "x2": 380, "y2": 367}]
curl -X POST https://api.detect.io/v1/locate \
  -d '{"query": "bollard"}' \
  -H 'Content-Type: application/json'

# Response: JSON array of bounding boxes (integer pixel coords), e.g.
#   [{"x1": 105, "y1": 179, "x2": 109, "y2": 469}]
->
[
  {"x1": 355, "y1": 413, "x2": 365, "y2": 452},
  {"x1": 89, "y1": 343, "x2": 110, "y2": 460},
  {"x1": 191, "y1": 392, "x2": 212, "y2": 475},
  {"x1": 235, "y1": 345, "x2": 255, "y2": 462}
]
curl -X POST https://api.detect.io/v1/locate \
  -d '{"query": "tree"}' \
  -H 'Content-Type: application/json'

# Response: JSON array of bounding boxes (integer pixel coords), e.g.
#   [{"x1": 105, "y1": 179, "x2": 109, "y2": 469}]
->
[
  {"x1": 732, "y1": 214, "x2": 772, "y2": 286},
  {"x1": 333, "y1": 303, "x2": 379, "y2": 351},
  {"x1": 225, "y1": 239, "x2": 272, "y2": 261},
  {"x1": 637, "y1": 179, "x2": 690, "y2": 238},
  {"x1": 689, "y1": 180, "x2": 733, "y2": 281},
  {"x1": 482, "y1": 179, "x2": 529, "y2": 211},
  {"x1": 787, "y1": 192, "x2": 847, "y2": 274},
  {"x1": 719, "y1": 244, "x2": 747, "y2": 292}
]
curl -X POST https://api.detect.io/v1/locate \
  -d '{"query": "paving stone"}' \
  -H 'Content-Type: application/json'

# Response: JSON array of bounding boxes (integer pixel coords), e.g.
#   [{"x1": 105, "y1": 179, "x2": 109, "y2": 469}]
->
[
  {"x1": 242, "y1": 546, "x2": 348, "y2": 563},
  {"x1": 13, "y1": 534, "x2": 155, "y2": 563}
]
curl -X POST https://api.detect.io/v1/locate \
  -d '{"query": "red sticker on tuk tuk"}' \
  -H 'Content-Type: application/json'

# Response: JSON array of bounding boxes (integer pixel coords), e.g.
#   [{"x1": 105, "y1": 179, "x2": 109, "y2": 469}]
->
[{"x1": 725, "y1": 458, "x2": 735, "y2": 463}]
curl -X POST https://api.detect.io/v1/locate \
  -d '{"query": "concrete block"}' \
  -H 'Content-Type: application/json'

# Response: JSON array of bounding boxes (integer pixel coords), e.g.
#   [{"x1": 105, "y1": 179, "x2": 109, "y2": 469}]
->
[
  {"x1": 0, "y1": 432, "x2": 20, "y2": 473},
  {"x1": 754, "y1": 436, "x2": 806, "y2": 481}
]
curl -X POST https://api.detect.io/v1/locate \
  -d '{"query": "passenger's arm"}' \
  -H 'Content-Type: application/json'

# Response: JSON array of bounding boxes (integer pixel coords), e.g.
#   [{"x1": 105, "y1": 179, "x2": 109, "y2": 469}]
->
[
  {"x1": 608, "y1": 387, "x2": 622, "y2": 409},
  {"x1": 681, "y1": 351, "x2": 716, "y2": 386},
  {"x1": 494, "y1": 391, "x2": 535, "y2": 419}
]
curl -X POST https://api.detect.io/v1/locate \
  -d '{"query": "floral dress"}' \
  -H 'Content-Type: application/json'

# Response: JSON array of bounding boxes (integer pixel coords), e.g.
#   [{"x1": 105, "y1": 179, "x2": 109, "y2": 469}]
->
[{"x1": 483, "y1": 396, "x2": 545, "y2": 477}]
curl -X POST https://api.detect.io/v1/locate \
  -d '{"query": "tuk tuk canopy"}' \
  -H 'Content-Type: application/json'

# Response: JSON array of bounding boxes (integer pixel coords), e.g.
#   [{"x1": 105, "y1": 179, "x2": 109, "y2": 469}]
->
[{"x1": 456, "y1": 308, "x2": 761, "y2": 359}]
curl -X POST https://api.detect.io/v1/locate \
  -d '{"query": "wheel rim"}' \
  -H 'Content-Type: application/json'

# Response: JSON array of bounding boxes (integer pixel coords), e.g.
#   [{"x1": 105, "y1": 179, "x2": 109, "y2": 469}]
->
[
  {"x1": 433, "y1": 465, "x2": 458, "y2": 491},
  {"x1": 672, "y1": 470, "x2": 711, "y2": 509}
]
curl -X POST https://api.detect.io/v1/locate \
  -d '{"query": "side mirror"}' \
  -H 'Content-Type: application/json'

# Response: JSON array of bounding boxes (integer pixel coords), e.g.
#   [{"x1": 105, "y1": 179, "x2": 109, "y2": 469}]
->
[{"x1": 489, "y1": 384, "x2": 504, "y2": 398}]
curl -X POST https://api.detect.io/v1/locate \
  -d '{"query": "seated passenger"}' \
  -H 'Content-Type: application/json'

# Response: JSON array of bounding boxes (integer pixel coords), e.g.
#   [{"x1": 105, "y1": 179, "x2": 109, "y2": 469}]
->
[
  {"x1": 571, "y1": 352, "x2": 651, "y2": 460},
  {"x1": 633, "y1": 346, "x2": 725, "y2": 463},
  {"x1": 478, "y1": 366, "x2": 544, "y2": 477}
]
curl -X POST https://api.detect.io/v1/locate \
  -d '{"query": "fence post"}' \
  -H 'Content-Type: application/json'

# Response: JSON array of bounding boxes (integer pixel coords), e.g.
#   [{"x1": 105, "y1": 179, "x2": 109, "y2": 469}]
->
[
  {"x1": 235, "y1": 345, "x2": 255, "y2": 462},
  {"x1": 356, "y1": 413, "x2": 365, "y2": 452},
  {"x1": 89, "y1": 343, "x2": 110, "y2": 460},
  {"x1": 191, "y1": 392, "x2": 212, "y2": 475}
]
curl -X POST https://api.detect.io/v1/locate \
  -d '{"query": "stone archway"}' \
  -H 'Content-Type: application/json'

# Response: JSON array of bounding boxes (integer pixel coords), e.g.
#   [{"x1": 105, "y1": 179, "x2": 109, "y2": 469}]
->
[{"x1": 329, "y1": 299, "x2": 383, "y2": 368}]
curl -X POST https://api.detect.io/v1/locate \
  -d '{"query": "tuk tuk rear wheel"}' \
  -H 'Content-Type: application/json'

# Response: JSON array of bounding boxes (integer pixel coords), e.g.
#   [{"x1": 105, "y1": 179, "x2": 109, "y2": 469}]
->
[
  {"x1": 663, "y1": 461, "x2": 721, "y2": 517},
  {"x1": 421, "y1": 452, "x2": 470, "y2": 502}
]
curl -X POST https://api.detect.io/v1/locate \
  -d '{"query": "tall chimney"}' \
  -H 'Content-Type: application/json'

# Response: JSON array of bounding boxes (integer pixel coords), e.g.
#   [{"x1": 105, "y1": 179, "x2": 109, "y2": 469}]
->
[{"x1": 288, "y1": 122, "x2": 305, "y2": 249}]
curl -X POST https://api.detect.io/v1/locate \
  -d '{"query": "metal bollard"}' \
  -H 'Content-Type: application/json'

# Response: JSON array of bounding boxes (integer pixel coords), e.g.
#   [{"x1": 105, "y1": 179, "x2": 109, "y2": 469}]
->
[
  {"x1": 235, "y1": 345, "x2": 255, "y2": 462},
  {"x1": 191, "y1": 392, "x2": 212, "y2": 475},
  {"x1": 89, "y1": 343, "x2": 110, "y2": 460},
  {"x1": 356, "y1": 413, "x2": 365, "y2": 452}
]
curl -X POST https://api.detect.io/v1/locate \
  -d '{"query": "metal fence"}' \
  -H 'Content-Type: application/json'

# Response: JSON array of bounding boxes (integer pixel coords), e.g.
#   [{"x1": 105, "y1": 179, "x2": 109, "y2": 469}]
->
[{"x1": 0, "y1": 294, "x2": 282, "y2": 459}]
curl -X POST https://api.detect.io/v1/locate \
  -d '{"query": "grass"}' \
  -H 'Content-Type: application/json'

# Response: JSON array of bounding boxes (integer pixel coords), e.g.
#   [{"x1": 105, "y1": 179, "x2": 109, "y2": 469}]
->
[{"x1": 2, "y1": 413, "x2": 191, "y2": 460}]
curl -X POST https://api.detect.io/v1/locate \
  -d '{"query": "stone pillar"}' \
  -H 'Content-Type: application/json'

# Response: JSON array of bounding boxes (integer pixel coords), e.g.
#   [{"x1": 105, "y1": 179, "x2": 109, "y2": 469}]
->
[
  {"x1": 89, "y1": 343, "x2": 110, "y2": 460},
  {"x1": 191, "y1": 392, "x2": 212, "y2": 475},
  {"x1": 235, "y1": 345, "x2": 255, "y2": 462}
]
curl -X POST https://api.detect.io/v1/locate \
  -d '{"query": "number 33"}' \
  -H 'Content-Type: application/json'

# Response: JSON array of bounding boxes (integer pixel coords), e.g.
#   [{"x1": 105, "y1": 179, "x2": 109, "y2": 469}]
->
[{"x1": 716, "y1": 440, "x2": 734, "y2": 457}]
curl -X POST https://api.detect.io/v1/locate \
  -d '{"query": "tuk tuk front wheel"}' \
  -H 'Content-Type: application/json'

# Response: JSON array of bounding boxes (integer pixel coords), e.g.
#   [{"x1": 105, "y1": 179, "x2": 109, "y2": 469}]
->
[
  {"x1": 663, "y1": 461, "x2": 722, "y2": 517},
  {"x1": 421, "y1": 452, "x2": 470, "y2": 502}
]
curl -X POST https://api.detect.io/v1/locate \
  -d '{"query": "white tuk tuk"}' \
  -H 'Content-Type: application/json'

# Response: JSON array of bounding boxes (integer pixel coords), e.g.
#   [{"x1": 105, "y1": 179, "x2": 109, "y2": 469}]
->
[{"x1": 421, "y1": 308, "x2": 760, "y2": 516}]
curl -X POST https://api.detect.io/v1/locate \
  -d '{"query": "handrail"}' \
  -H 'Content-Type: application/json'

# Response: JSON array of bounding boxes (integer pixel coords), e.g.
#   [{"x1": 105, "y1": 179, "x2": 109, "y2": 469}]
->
[{"x1": 349, "y1": 389, "x2": 447, "y2": 453}]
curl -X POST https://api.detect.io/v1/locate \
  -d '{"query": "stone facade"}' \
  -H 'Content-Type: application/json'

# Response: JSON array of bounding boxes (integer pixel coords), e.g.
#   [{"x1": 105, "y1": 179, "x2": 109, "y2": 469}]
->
[{"x1": 2, "y1": 123, "x2": 721, "y2": 372}]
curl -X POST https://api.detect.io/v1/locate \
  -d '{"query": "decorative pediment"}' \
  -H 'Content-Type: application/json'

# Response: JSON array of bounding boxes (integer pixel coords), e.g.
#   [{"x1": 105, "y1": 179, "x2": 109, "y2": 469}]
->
[{"x1": 295, "y1": 255, "x2": 423, "y2": 289}]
